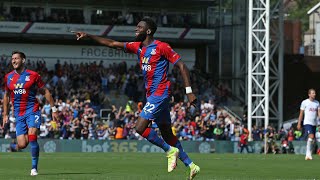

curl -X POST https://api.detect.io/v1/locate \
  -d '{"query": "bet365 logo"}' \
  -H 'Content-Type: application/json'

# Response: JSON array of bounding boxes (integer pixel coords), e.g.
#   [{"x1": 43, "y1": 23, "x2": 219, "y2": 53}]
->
[
  {"x1": 13, "y1": 83, "x2": 26, "y2": 94},
  {"x1": 141, "y1": 57, "x2": 151, "y2": 71}
]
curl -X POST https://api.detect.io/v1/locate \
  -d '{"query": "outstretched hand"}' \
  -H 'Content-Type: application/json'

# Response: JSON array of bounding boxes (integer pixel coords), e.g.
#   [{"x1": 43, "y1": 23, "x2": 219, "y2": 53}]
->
[{"x1": 71, "y1": 31, "x2": 87, "y2": 40}]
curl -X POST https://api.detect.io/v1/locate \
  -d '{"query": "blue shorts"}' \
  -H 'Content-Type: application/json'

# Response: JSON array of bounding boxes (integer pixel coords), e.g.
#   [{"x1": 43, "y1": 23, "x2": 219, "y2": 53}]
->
[
  {"x1": 304, "y1": 124, "x2": 316, "y2": 136},
  {"x1": 140, "y1": 96, "x2": 170, "y2": 125},
  {"x1": 16, "y1": 111, "x2": 41, "y2": 136}
]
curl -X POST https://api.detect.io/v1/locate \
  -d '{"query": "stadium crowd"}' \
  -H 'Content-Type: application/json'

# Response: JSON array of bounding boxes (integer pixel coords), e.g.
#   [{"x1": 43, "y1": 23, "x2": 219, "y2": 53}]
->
[{"x1": 0, "y1": 56, "x2": 315, "y2": 150}]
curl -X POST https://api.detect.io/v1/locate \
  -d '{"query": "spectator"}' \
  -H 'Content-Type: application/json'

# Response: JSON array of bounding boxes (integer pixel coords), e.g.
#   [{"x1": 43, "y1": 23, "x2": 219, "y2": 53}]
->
[
  {"x1": 0, "y1": 58, "x2": 264, "y2": 143},
  {"x1": 252, "y1": 125, "x2": 262, "y2": 141},
  {"x1": 97, "y1": 125, "x2": 107, "y2": 140},
  {"x1": 239, "y1": 129, "x2": 250, "y2": 153},
  {"x1": 39, "y1": 122, "x2": 49, "y2": 138}
]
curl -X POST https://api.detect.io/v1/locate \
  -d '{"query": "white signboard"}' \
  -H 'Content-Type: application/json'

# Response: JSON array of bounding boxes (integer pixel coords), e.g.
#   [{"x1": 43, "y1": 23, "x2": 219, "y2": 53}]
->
[
  {"x1": 184, "y1": 29, "x2": 215, "y2": 40},
  {"x1": 0, "y1": 21, "x2": 215, "y2": 41},
  {"x1": 108, "y1": 26, "x2": 185, "y2": 39},
  {"x1": 0, "y1": 43, "x2": 195, "y2": 70},
  {"x1": 154, "y1": 27, "x2": 185, "y2": 39},
  {"x1": 27, "y1": 23, "x2": 109, "y2": 35},
  {"x1": 107, "y1": 26, "x2": 135, "y2": 37},
  {"x1": 0, "y1": 22, "x2": 29, "y2": 33}
]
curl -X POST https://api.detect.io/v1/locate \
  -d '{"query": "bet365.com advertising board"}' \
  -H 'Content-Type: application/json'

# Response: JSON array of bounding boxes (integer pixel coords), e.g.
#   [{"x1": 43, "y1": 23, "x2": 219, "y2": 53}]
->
[{"x1": 0, "y1": 139, "x2": 315, "y2": 155}]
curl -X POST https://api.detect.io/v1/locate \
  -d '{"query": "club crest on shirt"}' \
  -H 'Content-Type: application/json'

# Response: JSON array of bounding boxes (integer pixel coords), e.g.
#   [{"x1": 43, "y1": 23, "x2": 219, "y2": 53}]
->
[
  {"x1": 25, "y1": 76, "x2": 30, "y2": 81},
  {"x1": 151, "y1": 48, "x2": 156, "y2": 55}
]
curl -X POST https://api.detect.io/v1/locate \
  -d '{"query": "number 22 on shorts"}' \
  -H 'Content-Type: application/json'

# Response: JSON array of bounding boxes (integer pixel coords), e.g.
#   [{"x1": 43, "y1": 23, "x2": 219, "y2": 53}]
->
[
  {"x1": 143, "y1": 102, "x2": 155, "y2": 114},
  {"x1": 34, "y1": 115, "x2": 39, "y2": 123}
]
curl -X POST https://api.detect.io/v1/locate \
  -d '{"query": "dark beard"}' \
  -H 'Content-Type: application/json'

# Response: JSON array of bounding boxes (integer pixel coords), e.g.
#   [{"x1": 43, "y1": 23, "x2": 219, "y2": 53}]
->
[{"x1": 134, "y1": 32, "x2": 147, "y2": 42}]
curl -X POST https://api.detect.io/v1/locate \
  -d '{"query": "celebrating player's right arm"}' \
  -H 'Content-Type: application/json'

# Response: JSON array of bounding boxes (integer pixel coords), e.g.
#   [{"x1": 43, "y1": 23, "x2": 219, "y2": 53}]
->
[
  {"x1": 2, "y1": 90, "x2": 10, "y2": 127},
  {"x1": 72, "y1": 31, "x2": 125, "y2": 49}
]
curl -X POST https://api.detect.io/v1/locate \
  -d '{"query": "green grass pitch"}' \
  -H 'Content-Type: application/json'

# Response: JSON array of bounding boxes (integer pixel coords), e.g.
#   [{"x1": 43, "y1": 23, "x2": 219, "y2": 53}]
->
[{"x1": 0, "y1": 153, "x2": 319, "y2": 180}]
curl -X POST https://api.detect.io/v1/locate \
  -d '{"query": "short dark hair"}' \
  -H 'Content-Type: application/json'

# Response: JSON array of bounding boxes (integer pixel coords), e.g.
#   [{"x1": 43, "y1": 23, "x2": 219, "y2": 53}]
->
[
  {"x1": 12, "y1": 50, "x2": 26, "y2": 59},
  {"x1": 141, "y1": 18, "x2": 157, "y2": 35},
  {"x1": 308, "y1": 88, "x2": 316, "y2": 94}
]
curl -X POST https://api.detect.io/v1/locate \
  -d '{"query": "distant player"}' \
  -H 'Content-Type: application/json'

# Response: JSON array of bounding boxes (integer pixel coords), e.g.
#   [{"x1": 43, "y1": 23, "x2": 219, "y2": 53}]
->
[
  {"x1": 297, "y1": 88, "x2": 320, "y2": 160},
  {"x1": 2, "y1": 51, "x2": 58, "y2": 176},
  {"x1": 73, "y1": 18, "x2": 200, "y2": 179}
]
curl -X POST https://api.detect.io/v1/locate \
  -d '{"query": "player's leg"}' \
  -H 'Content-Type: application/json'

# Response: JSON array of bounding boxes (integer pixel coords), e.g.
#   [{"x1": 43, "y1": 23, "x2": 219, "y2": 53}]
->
[
  {"x1": 16, "y1": 134, "x2": 29, "y2": 149},
  {"x1": 26, "y1": 112, "x2": 41, "y2": 175},
  {"x1": 137, "y1": 100, "x2": 179, "y2": 172},
  {"x1": 28, "y1": 128, "x2": 39, "y2": 175},
  {"x1": 135, "y1": 116, "x2": 171, "y2": 152},
  {"x1": 15, "y1": 116, "x2": 29, "y2": 149},
  {"x1": 158, "y1": 122, "x2": 200, "y2": 179},
  {"x1": 156, "y1": 108, "x2": 200, "y2": 179},
  {"x1": 305, "y1": 125, "x2": 315, "y2": 160},
  {"x1": 158, "y1": 121, "x2": 192, "y2": 165}
]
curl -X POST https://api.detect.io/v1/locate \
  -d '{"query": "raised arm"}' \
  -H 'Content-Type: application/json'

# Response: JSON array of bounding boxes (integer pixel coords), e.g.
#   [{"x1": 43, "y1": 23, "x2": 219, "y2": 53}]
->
[
  {"x1": 72, "y1": 31, "x2": 125, "y2": 49},
  {"x1": 174, "y1": 61, "x2": 197, "y2": 105}
]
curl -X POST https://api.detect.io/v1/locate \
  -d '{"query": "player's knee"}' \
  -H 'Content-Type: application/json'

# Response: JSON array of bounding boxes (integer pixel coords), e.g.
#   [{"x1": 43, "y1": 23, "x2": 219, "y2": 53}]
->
[
  {"x1": 135, "y1": 126, "x2": 145, "y2": 135},
  {"x1": 135, "y1": 117, "x2": 150, "y2": 135},
  {"x1": 17, "y1": 141, "x2": 28, "y2": 149}
]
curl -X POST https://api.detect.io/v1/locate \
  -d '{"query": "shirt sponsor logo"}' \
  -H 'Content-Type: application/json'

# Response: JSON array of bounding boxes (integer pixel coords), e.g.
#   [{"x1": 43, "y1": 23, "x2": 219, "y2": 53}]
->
[
  {"x1": 13, "y1": 89, "x2": 26, "y2": 94},
  {"x1": 309, "y1": 108, "x2": 317, "y2": 112},
  {"x1": 13, "y1": 83, "x2": 26, "y2": 94},
  {"x1": 14, "y1": 83, "x2": 24, "y2": 89},
  {"x1": 141, "y1": 57, "x2": 151, "y2": 72}
]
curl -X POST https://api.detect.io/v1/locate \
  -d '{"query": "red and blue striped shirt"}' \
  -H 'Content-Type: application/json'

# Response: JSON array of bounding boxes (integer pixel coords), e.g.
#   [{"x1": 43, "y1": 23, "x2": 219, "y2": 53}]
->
[
  {"x1": 125, "y1": 40, "x2": 181, "y2": 98},
  {"x1": 4, "y1": 69, "x2": 44, "y2": 117}
]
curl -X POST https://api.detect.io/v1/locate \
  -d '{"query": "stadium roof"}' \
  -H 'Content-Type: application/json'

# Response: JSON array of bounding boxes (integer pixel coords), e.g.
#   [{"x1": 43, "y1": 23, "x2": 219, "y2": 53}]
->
[{"x1": 307, "y1": 2, "x2": 320, "y2": 15}]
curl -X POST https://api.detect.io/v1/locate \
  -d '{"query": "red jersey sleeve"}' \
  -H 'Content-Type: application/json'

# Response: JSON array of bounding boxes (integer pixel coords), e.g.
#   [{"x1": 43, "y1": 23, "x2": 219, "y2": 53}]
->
[
  {"x1": 160, "y1": 43, "x2": 181, "y2": 64},
  {"x1": 35, "y1": 73, "x2": 45, "y2": 88},
  {"x1": 124, "y1": 42, "x2": 140, "y2": 54},
  {"x1": 4, "y1": 74, "x2": 8, "y2": 91}
]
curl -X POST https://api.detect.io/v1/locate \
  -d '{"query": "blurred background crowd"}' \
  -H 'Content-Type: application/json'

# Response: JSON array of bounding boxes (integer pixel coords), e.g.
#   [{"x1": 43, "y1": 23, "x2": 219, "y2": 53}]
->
[{"x1": 1, "y1": 55, "x2": 317, "y2": 152}]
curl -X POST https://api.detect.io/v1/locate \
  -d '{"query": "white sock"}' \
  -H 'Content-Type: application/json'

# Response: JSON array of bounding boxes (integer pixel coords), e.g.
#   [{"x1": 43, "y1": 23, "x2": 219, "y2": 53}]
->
[
  {"x1": 188, "y1": 162, "x2": 194, "y2": 168},
  {"x1": 306, "y1": 138, "x2": 313, "y2": 156},
  {"x1": 166, "y1": 146, "x2": 172, "y2": 153}
]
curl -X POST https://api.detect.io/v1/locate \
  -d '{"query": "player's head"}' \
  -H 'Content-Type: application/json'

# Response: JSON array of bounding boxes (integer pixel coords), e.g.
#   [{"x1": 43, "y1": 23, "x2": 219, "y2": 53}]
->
[
  {"x1": 135, "y1": 18, "x2": 157, "y2": 42},
  {"x1": 11, "y1": 50, "x2": 26, "y2": 70},
  {"x1": 308, "y1": 88, "x2": 316, "y2": 100}
]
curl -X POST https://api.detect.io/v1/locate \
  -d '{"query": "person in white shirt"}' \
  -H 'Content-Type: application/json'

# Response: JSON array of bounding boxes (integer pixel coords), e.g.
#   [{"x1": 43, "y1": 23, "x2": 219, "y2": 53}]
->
[{"x1": 297, "y1": 88, "x2": 320, "y2": 160}]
